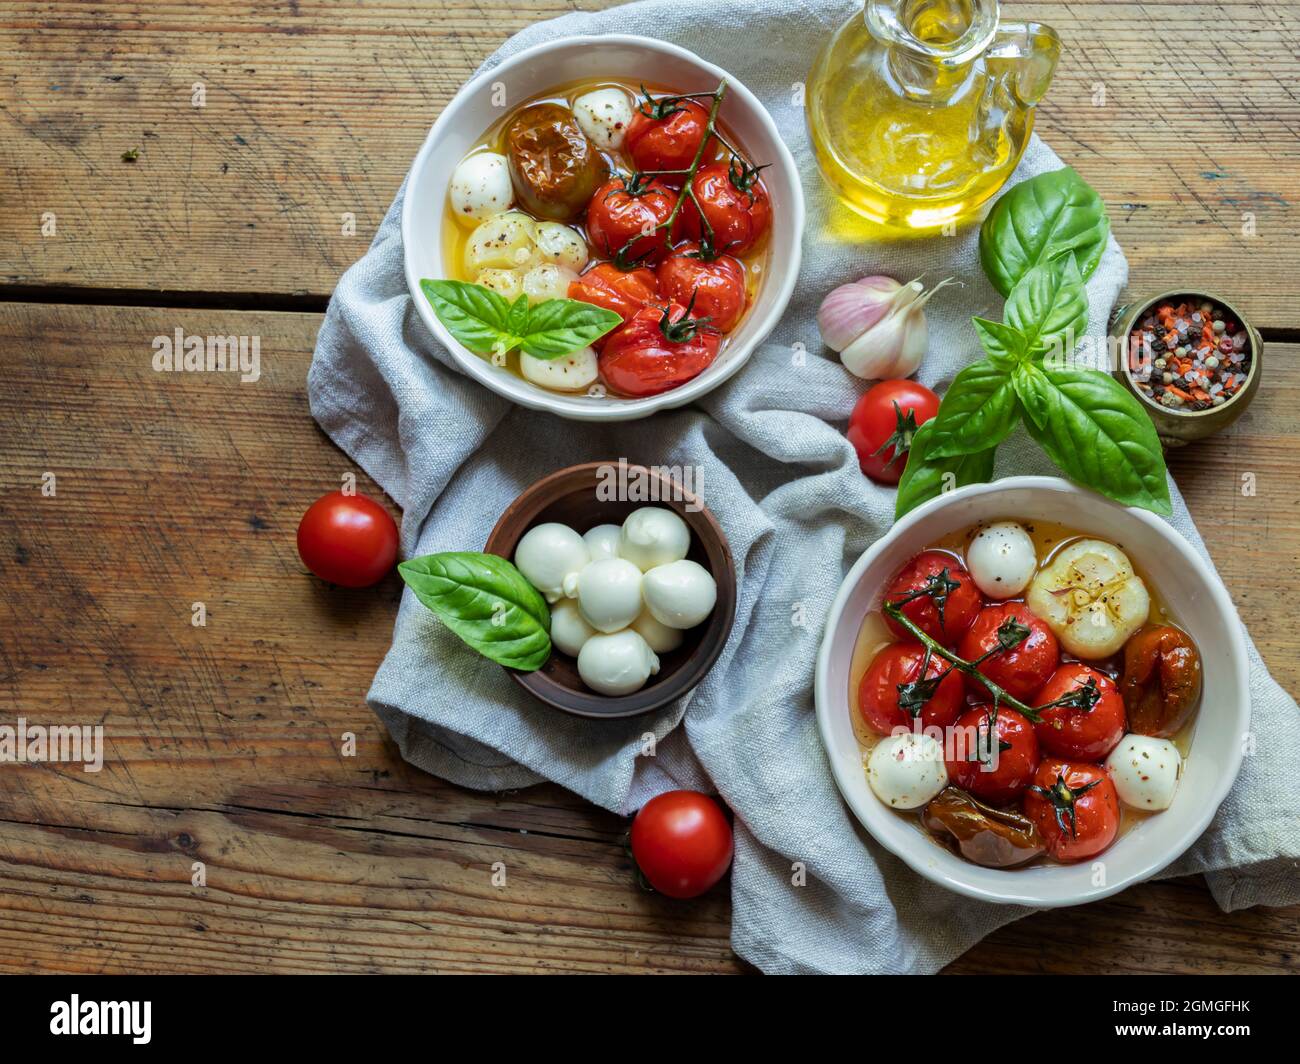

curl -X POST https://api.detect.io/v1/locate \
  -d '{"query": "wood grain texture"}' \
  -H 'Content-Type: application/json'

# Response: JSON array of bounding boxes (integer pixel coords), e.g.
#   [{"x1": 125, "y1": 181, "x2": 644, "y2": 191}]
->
[
  {"x1": 0, "y1": 301, "x2": 1295, "y2": 974},
  {"x1": 2, "y1": 1, "x2": 1298, "y2": 328}
]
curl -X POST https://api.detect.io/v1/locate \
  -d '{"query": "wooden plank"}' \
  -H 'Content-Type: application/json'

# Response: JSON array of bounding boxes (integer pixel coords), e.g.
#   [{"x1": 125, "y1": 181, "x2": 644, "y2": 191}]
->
[
  {"x1": 0, "y1": 300, "x2": 1295, "y2": 973},
  {"x1": 2, "y1": 2, "x2": 1298, "y2": 330}
]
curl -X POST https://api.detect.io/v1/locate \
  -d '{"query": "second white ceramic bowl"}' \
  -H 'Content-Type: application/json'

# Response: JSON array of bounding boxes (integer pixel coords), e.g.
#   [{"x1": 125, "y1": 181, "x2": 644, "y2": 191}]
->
[
  {"x1": 402, "y1": 34, "x2": 804, "y2": 422},
  {"x1": 815, "y1": 477, "x2": 1250, "y2": 906}
]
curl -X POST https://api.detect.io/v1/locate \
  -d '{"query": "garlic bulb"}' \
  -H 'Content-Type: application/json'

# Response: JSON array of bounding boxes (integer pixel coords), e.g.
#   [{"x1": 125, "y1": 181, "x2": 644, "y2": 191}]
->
[{"x1": 817, "y1": 275, "x2": 955, "y2": 379}]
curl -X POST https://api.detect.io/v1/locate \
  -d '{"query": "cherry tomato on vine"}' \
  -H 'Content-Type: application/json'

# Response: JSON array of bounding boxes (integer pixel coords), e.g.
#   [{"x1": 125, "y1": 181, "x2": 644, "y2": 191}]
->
[
  {"x1": 958, "y1": 602, "x2": 1059, "y2": 702},
  {"x1": 625, "y1": 97, "x2": 713, "y2": 183},
  {"x1": 944, "y1": 705, "x2": 1041, "y2": 806},
  {"x1": 296, "y1": 491, "x2": 398, "y2": 588},
  {"x1": 883, "y1": 550, "x2": 981, "y2": 647},
  {"x1": 846, "y1": 379, "x2": 940, "y2": 484},
  {"x1": 586, "y1": 176, "x2": 695, "y2": 266},
  {"x1": 567, "y1": 262, "x2": 659, "y2": 325},
  {"x1": 630, "y1": 790, "x2": 733, "y2": 899},
  {"x1": 655, "y1": 242, "x2": 746, "y2": 332},
  {"x1": 598, "y1": 300, "x2": 721, "y2": 397},
  {"x1": 688, "y1": 160, "x2": 771, "y2": 256},
  {"x1": 858, "y1": 641, "x2": 965, "y2": 735},
  {"x1": 1033, "y1": 663, "x2": 1126, "y2": 761},
  {"x1": 1024, "y1": 759, "x2": 1120, "y2": 862}
]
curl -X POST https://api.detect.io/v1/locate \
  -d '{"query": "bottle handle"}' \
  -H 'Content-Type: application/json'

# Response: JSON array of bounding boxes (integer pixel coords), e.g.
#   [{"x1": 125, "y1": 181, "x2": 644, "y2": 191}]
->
[{"x1": 987, "y1": 21, "x2": 1061, "y2": 104}]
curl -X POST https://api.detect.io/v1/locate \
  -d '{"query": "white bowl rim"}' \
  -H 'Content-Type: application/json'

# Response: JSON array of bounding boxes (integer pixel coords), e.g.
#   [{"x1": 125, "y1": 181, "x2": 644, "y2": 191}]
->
[
  {"x1": 813, "y1": 475, "x2": 1251, "y2": 907},
  {"x1": 400, "y1": 33, "x2": 806, "y2": 422}
]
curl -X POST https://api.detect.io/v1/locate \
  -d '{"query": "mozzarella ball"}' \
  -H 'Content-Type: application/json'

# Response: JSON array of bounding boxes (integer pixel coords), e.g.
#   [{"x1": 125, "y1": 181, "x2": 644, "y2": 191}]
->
[
  {"x1": 967, "y1": 521, "x2": 1037, "y2": 599},
  {"x1": 866, "y1": 733, "x2": 948, "y2": 810},
  {"x1": 534, "y1": 222, "x2": 588, "y2": 272},
  {"x1": 1106, "y1": 734, "x2": 1182, "y2": 811},
  {"x1": 619, "y1": 507, "x2": 691, "y2": 572},
  {"x1": 577, "y1": 558, "x2": 644, "y2": 633},
  {"x1": 577, "y1": 630, "x2": 660, "y2": 696},
  {"x1": 572, "y1": 88, "x2": 634, "y2": 150},
  {"x1": 450, "y1": 152, "x2": 513, "y2": 224},
  {"x1": 519, "y1": 347, "x2": 598, "y2": 392},
  {"x1": 513, "y1": 523, "x2": 589, "y2": 604},
  {"x1": 630, "y1": 608, "x2": 684, "y2": 654},
  {"x1": 475, "y1": 267, "x2": 523, "y2": 303},
  {"x1": 642, "y1": 559, "x2": 716, "y2": 630},
  {"x1": 549, "y1": 599, "x2": 596, "y2": 657},
  {"x1": 521, "y1": 262, "x2": 578, "y2": 304},
  {"x1": 583, "y1": 524, "x2": 622, "y2": 563},
  {"x1": 465, "y1": 210, "x2": 539, "y2": 272}
]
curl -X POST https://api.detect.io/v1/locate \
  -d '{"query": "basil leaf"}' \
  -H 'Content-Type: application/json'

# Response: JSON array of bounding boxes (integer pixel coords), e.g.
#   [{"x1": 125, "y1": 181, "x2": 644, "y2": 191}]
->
[
  {"x1": 895, "y1": 422, "x2": 997, "y2": 519},
  {"x1": 518, "y1": 298, "x2": 622, "y2": 360},
  {"x1": 505, "y1": 294, "x2": 531, "y2": 339},
  {"x1": 972, "y1": 317, "x2": 1028, "y2": 369},
  {"x1": 979, "y1": 167, "x2": 1110, "y2": 297},
  {"x1": 399, "y1": 551, "x2": 552, "y2": 671},
  {"x1": 1004, "y1": 257, "x2": 1089, "y2": 359},
  {"x1": 1013, "y1": 363, "x2": 1172, "y2": 516},
  {"x1": 922, "y1": 358, "x2": 1022, "y2": 459},
  {"x1": 421, "y1": 279, "x2": 519, "y2": 356}
]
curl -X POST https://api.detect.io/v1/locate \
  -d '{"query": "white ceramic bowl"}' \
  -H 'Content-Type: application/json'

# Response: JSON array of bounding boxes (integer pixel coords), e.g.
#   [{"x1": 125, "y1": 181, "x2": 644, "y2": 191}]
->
[
  {"x1": 815, "y1": 477, "x2": 1250, "y2": 906},
  {"x1": 402, "y1": 34, "x2": 804, "y2": 422}
]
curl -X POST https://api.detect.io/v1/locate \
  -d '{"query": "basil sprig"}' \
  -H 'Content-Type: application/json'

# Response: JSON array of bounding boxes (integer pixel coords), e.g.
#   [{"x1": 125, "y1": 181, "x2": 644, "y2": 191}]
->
[
  {"x1": 399, "y1": 551, "x2": 551, "y2": 671},
  {"x1": 896, "y1": 167, "x2": 1171, "y2": 519},
  {"x1": 420, "y1": 279, "x2": 621, "y2": 361}
]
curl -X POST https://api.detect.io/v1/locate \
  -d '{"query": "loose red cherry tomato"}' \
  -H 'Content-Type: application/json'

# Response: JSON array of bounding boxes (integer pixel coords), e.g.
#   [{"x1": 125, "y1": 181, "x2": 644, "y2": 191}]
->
[
  {"x1": 586, "y1": 176, "x2": 694, "y2": 265},
  {"x1": 858, "y1": 642, "x2": 966, "y2": 735},
  {"x1": 847, "y1": 380, "x2": 940, "y2": 484},
  {"x1": 688, "y1": 161, "x2": 771, "y2": 256},
  {"x1": 296, "y1": 490, "x2": 398, "y2": 588},
  {"x1": 1033, "y1": 663, "x2": 1126, "y2": 761},
  {"x1": 598, "y1": 301, "x2": 721, "y2": 398},
  {"x1": 883, "y1": 550, "x2": 981, "y2": 648},
  {"x1": 945, "y1": 705, "x2": 1041, "y2": 806},
  {"x1": 567, "y1": 262, "x2": 659, "y2": 325},
  {"x1": 1024, "y1": 759, "x2": 1120, "y2": 862},
  {"x1": 958, "y1": 602, "x2": 1059, "y2": 702},
  {"x1": 655, "y1": 242, "x2": 747, "y2": 333},
  {"x1": 624, "y1": 97, "x2": 713, "y2": 184},
  {"x1": 630, "y1": 789, "x2": 733, "y2": 899}
]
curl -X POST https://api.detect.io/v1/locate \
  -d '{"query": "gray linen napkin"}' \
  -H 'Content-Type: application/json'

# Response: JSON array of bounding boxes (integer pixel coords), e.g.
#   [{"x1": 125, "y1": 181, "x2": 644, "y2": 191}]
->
[{"x1": 308, "y1": 0, "x2": 1300, "y2": 973}]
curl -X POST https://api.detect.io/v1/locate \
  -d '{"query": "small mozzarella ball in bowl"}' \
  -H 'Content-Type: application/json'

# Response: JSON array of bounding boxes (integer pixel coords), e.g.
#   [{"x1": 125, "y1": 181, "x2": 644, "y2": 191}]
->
[
  {"x1": 642, "y1": 559, "x2": 716, "y2": 629},
  {"x1": 577, "y1": 558, "x2": 644, "y2": 633},
  {"x1": 449, "y1": 151, "x2": 513, "y2": 224},
  {"x1": 465, "y1": 210, "x2": 539, "y2": 272},
  {"x1": 577, "y1": 629, "x2": 660, "y2": 695},
  {"x1": 1106, "y1": 734, "x2": 1182, "y2": 811},
  {"x1": 620, "y1": 507, "x2": 690, "y2": 572},
  {"x1": 533, "y1": 222, "x2": 588, "y2": 272},
  {"x1": 475, "y1": 267, "x2": 523, "y2": 303},
  {"x1": 572, "y1": 88, "x2": 633, "y2": 150},
  {"x1": 630, "y1": 608, "x2": 684, "y2": 654},
  {"x1": 522, "y1": 263, "x2": 578, "y2": 304},
  {"x1": 513, "y1": 522, "x2": 589, "y2": 603},
  {"x1": 583, "y1": 523, "x2": 622, "y2": 563},
  {"x1": 967, "y1": 521, "x2": 1037, "y2": 599},
  {"x1": 520, "y1": 348, "x2": 598, "y2": 392},
  {"x1": 549, "y1": 599, "x2": 596, "y2": 657},
  {"x1": 866, "y1": 732, "x2": 948, "y2": 810}
]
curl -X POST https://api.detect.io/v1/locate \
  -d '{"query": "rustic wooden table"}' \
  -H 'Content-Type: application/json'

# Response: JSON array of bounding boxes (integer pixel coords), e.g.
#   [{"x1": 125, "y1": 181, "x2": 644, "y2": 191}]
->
[{"x1": 1, "y1": 1, "x2": 1297, "y2": 974}]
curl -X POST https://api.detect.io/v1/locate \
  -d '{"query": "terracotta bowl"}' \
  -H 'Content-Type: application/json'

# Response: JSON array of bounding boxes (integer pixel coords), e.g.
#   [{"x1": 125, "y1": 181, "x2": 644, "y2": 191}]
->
[{"x1": 484, "y1": 462, "x2": 736, "y2": 718}]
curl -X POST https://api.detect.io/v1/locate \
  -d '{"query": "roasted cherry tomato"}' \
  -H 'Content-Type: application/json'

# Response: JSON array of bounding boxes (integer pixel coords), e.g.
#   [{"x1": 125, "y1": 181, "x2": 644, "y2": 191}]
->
[
  {"x1": 1033, "y1": 663, "x2": 1126, "y2": 761},
  {"x1": 625, "y1": 97, "x2": 713, "y2": 184},
  {"x1": 883, "y1": 550, "x2": 981, "y2": 648},
  {"x1": 922, "y1": 786, "x2": 1045, "y2": 868},
  {"x1": 847, "y1": 380, "x2": 940, "y2": 484},
  {"x1": 1024, "y1": 759, "x2": 1120, "y2": 862},
  {"x1": 858, "y1": 642, "x2": 965, "y2": 735},
  {"x1": 1120, "y1": 624, "x2": 1202, "y2": 738},
  {"x1": 296, "y1": 490, "x2": 398, "y2": 588},
  {"x1": 945, "y1": 705, "x2": 1041, "y2": 806},
  {"x1": 504, "y1": 103, "x2": 609, "y2": 221},
  {"x1": 586, "y1": 176, "x2": 694, "y2": 266},
  {"x1": 567, "y1": 262, "x2": 659, "y2": 325},
  {"x1": 958, "y1": 602, "x2": 1059, "y2": 701},
  {"x1": 598, "y1": 301, "x2": 721, "y2": 398},
  {"x1": 630, "y1": 789, "x2": 733, "y2": 899},
  {"x1": 688, "y1": 161, "x2": 771, "y2": 256},
  {"x1": 655, "y1": 242, "x2": 746, "y2": 332}
]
